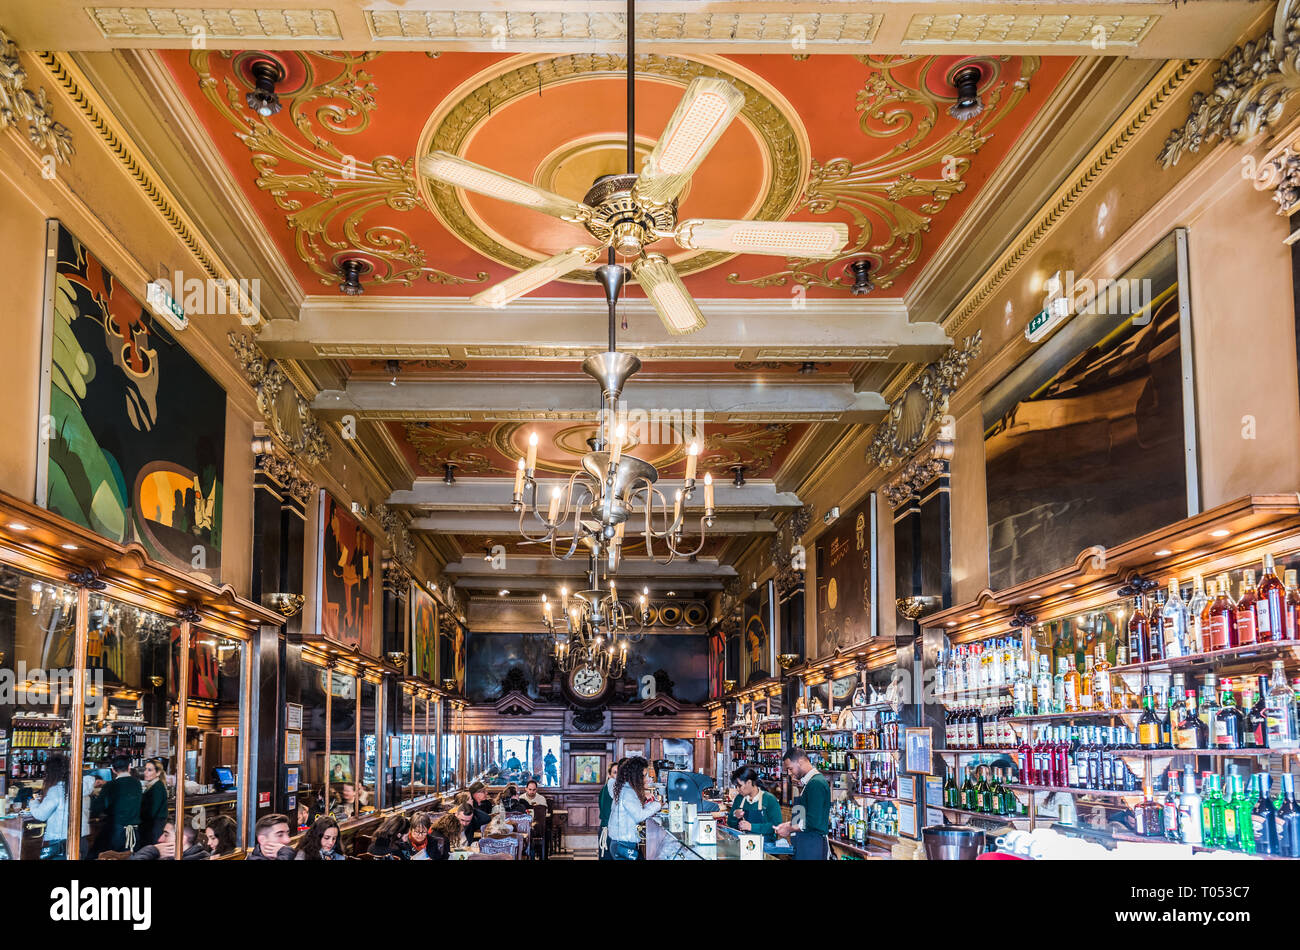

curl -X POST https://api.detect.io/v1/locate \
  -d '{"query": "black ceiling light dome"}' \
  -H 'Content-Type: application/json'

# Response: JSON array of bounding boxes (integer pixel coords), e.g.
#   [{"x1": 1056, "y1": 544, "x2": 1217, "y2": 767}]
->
[
  {"x1": 948, "y1": 65, "x2": 985, "y2": 121},
  {"x1": 246, "y1": 59, "x2": 286, "y2": 117},
  {"x1": 339, "y1": 258, "x2": 366, "y2": 296}
]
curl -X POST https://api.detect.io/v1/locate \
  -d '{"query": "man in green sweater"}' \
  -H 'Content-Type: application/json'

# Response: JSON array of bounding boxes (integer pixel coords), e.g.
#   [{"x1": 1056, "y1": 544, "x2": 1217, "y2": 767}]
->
[
  {"x1": 726, "y1": 767, "x2": 783, "y2": 842},
  {"x1": 775, "y1": 748, "x2": 830, "y2": 860}
]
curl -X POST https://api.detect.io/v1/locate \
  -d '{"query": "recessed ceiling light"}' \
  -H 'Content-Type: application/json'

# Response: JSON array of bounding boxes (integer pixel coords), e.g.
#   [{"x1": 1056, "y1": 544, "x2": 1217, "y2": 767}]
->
[
  {"x1": 60, "y1": 543, "x2": 78, "y2": 551},
  {"x1": 1154, "y1": 549, "x2": 1173, "y2": 557},
  {"x1": 945, "y1": 621, "x2": 956, "y2": 628},
  {"x1": 1209, "y1": 529, "x2": 1230, "y2": 538},
  {"x1": 7, "y1": 522, "x2": 29, "y2": 531},
  {"x1": 498, "y1": 589, "x2": 509, "y2": 596},
  {"x1": 144, "y1": 577, "x2": 159, "y2": 583},
  {"x1": 966, "y1": 612, "x2": 980, "y2": 619},
  {"x1": 175, "y1": 589, "x2": 188, "y2": 595},
  {"x1": 1061, "y1": 583, "x2": 1075, "y2": 589},
  {"x1": 1028, "y1": 594, "x2": 1042, "y2": 600}
]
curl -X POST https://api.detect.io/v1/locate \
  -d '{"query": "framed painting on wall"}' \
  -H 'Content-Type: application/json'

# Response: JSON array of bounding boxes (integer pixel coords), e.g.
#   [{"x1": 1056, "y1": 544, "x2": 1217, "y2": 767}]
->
[
  {"x1": 814, "y1": 493, "x2": 877, "y2": 654},
  {"x1": 572, "y1": 754, "x2": 604, "y2": 785},
  {"x1": 36, "y1": 220, "x2": 227, "y2": 581},
  {"x1": 410, "y1": 583, "x2": 437, "y2": 682},
  {"x1": 316, "y1": 491, "x2": 375, "y2": 655},
  {"x1": 439, "y1": 615, "x2": 466, "y2": 694}
]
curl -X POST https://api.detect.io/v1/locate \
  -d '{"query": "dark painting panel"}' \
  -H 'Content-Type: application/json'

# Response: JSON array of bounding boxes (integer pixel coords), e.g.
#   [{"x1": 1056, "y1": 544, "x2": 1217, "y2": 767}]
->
[
  {"x1": 42, "y1": 223, "x2": 226, "y2": 579},
  {"x1": 318, "y1": 492, "x2": 375, "y2": 655},
  {"x1": 440, "y1": 619, "x2": 466, "y2": 693},
  {"x1": 742, "y1": 585, "x2": 770, "y2": 685},
  {"x1": 815, "y1": 493, "x2": 875, "y2": 654},
  {"x1": 983, "y1": 233, "x2": 1189, "y2": 591},
  {"x1": 410, "y1": 583, "x2": 437, "y2": 681}
]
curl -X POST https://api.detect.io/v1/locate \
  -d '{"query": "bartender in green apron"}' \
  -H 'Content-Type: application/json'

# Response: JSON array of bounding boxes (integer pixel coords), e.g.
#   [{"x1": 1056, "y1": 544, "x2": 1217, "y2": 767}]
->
[
  {"x1": 726, "y1": 766, "x2": 783, "y2": 841},
  {"x1": 775, "y1": 748, "x2": 830, "y2": 860}
]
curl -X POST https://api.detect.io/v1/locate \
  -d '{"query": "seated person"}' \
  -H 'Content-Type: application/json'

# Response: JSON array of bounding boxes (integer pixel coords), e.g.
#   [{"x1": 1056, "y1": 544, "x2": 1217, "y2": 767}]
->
[
  {"x1": 519, "y1": 779, "x2": 548, "y2": 810},
  {"x1": 204, "y1": 815, "x2": 238, "y2": 857},
  {"x1": 296, "y1": 795, "x2": 318, "y2": 832},
  {"x1": 329, "y1": 783, "x2": 358, "y2": 820},
  {"x1": 247, "y1": 813, "x2": 296, "y2": 860},
  {"x1": 367, "y1": 815, "x2": 411, "y2": 860},
  {"x1": 295, "y1": 817, "x2": 346, "y2": 860},
  {"x1": 128, "y1": 822, "x2": 208, "y2": 860},
  {"x1": 433, "y1": 803, "x2": 477, "y2": 854},
  {"x1": 494, "y1": 784, "x2": 527, "y2": 815},
  {"x1": 407, "y1": 813, "x2": 447, "y2": 860},
  {"x1": 726, "y1": 767, "x2": 783, "y2": 842}
]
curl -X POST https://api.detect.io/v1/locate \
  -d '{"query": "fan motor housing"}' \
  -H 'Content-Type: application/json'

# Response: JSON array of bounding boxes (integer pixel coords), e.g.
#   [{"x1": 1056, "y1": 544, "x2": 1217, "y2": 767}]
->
[{"x1": 582, "y1": 174, "x2": 677, "y2": 255}]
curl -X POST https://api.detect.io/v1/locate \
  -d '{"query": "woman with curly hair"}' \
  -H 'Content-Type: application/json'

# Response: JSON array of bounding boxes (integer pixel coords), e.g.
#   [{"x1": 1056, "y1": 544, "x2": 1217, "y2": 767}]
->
[
  {"x1": 433, "y1": 803, "x2": 476, "y2": 854},
  {"x1": 295, "y1": 816, "x2": 346, "y2": 860},
  {"x1": 607, "y1": 756, "x2": 661, "y2": 861}
]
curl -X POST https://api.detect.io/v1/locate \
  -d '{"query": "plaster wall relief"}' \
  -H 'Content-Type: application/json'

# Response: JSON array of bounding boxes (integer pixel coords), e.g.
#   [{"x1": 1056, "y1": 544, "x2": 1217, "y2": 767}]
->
[{"x1": 0, "y1": 27, "x2": 74, "y2": 163}]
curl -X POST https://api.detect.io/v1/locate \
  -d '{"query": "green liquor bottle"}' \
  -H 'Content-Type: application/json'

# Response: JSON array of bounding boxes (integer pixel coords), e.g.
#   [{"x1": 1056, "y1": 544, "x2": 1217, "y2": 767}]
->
[
  {"x1": 977, "y1": 767, "x2": 993, "y2": 814},
  {"x1": 1201, "y1": 773, "x2": 1225, "y2": 848},
  {"x1": 1227, "y1": 774, "x2": 1256, "y2": 854},
  {"x1": 961, "y1": 766, "x2": 976, "y2": 812},
  {"x1": 944, "y1": 769, "x2": 960, "y2": 808}
]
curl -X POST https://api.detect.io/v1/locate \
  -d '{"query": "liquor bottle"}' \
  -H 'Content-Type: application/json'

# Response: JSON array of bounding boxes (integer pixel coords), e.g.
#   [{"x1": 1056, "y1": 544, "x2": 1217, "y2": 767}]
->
[
  {"x1": 1156, "y1": 684, "x2": 1174, "y2": 747},
  {"x1": 1179, "y1": 770, "x2": 1203, "y2": 845},
  {"x1": 976, "y1": 767, "x2": 993, "y2": 814},
  {"x1": 1244, "y1": 677, "x2": 1268, "y2": 749},
  {"x1": 1012, "y1": 656, "x2": 1032, "y2": 716},
  {"x1": 1147, "y1": 589, "x2": 1167, "y2": 662},
  {"x1": 1015, "y1": 727, "x2": 1032, "y2": 783},
  {"x1": 944, "y1": 769, "x2": 960, "y2": 808},
  {"x1": 1137, "y1": 687, "x2": 1162, "y2": 748},
  {"x1": 1263, "y1": 661, "x2": 1298, "y2": 749},
  {"x1": 1284, "y1": 569, "x2": 1300, "y2": 640},
  {"x1": 1209, "y1": 574, "x2": 1237, "y2": 649},
  {"x1": 1128, "y1": 595, "x2": 1150, "y2": 664},
  {"x1": 1035, "y1": 656, "x2": 1053, "y2": 716},
  {"x1": 1134, "y1": 781, "x2": 1164, "y2": 837},
  {"x1": 1201, "y1": 773, "x2": 1225, "y2": 848},
  {"x1": 1053, "y1": 659, "x2": 1067, "y2": 714},
  {"x1": 1186, "y1": 575, "x2": 1208, "y2": 654},
  {"x1": 1225, "y1": 774, "x2": 1255, "y2": 853},
  {"x1": 1278, "y1": 772, "x2": 1300, "y2": 858},
  {"x1": 1200, "y1": 673, "x2": 1220, "y2": 730},
  {"x1": 1062, "y1": 657, "x2": 1079, "y2": 712},
  {"x1": 1094, "y1": 651, "x2": 1113, "y2": 710},
  {"x1": 1163, "y1": 771, "x2": 1182, "y2": 841},
  {"x1": 1175, "y1": 690, "x2": 1209, "y2": 749},
  {"x1": 1252, "y1": 773, "x2": 1279, "y2": 855},
  {"x1": 961, "y1": 766, "x2": 976, "y2": 812},
  {"x1": 1079, "y1": 656, "x2": 1096, "y2": 711},
  {"x1": 1235, "y1": 570, "x2": 1259, "y2": 646},
  {"x1": 1213, "y1": 682, "x2": 1245, "y2": 750},
  {"x1": 1161, "y1": 579, "x2": 1188, "y2": 658},
  {"x1": 1256, "y1": 555, "x2": 1284, "y2": 642}
]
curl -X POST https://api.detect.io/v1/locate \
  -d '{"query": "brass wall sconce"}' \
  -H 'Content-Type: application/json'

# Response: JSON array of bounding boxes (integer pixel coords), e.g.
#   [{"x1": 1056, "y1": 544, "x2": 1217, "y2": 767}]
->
[
  {"x1": 777, "y1": 653, "x2": 800, "y2": 671},
  {"x1": 264, "y1": 592, "x2": 306, "y2": 618},
  {"x1": 895, "y1": 595, "x2": 940, "y2": 621}
]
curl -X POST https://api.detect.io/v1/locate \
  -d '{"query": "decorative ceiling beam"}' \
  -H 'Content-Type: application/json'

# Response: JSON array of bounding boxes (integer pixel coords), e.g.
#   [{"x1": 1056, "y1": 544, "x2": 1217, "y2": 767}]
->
[
  {"x1": 387, "y1": 478, "x2": 803, "y2": 510},
  {"x1": 312, "y1": 377, "x2": 888, "y2": 424},
  {"x1": 455, "y1": 576, "x2": 725, "y2": 593},
  {"x1": 442, "y1": 556, "x2": 737, "y2": 580},
  {"x1": 8, "y1": 3, "x2": 1262, "y2": 58},
  {"x1": 257, "y1": 296, "x2": 948, "y2": 365},
  {"x1": 409, "y1": 511, "x2": 776, "y2": 535}
]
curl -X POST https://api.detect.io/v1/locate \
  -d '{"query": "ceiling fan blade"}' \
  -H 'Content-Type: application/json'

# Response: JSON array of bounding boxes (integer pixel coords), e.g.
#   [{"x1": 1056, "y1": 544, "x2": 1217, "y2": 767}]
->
[
  {"x1": 420, "y1": 151, "x2": 591, "y2": 221},
  {"x1": 470, "y1": 246, "x2": 603, "y2": 309},
  {"x1": 631, "y1": 254, "x2": 706, "y2": 336},
  {"x1": 675, "y1": 218, "x2": 849, "y2": 260},
  {"x1": 632, "y1": 77, "x2": 745, "y2": 206}
]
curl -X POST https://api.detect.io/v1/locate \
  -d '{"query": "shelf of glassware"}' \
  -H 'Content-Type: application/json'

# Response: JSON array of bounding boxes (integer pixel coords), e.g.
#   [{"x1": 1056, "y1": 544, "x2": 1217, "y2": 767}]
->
[{"x1": 933, "y1": 803, "x2": 1032, "y2": 825}]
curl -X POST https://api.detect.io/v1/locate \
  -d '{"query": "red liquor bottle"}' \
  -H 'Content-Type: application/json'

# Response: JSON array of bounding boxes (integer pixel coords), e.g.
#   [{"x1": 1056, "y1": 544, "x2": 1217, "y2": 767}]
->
[
  {"x1": 1017, "y1": 730, "x2": 1033, "y2": 784},
  {"x1": 1256, "y1": 555, "x2": 1284, "y2": 642},
  {"x1": 1235, "y1": 570, "x2": 1259, "y2": 646},
  {"x1": 1128, "y1": 596, "x2": 1150, "y2": 663},
  {"x1": 1208, "y1": 574, "x2": 1237, "y2": 650},
  {"x1": 1147, "y1": 590, "x2": 1166, "y2": 662}
]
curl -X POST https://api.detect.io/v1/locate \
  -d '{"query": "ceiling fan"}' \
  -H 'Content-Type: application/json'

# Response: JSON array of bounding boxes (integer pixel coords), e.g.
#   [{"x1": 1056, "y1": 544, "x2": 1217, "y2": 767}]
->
[{"x1": 418, "y1": 2, "x2": 847, "y2": 335}]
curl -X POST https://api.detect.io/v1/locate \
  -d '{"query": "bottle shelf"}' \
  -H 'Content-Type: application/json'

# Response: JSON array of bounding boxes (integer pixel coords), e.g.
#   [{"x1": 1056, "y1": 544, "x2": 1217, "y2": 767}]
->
[
  {"x1": 934, "y1": 804, "x2": 1031, "y2": 823},
  {"x1": 1108, "y1": 639, "x2": 1299, "y2": 675},
  {"x1": 1107, "y1": 829, "x2": 1298, "y2": 859},
  {"x1": 938, "y1": 747, "x2": 1020, "y2": 755},
  {"x1": 1008, "y1": 708, "x2": 1135, "y2": 723},
  {"x1": 937, "y1": 685, "x2": 1014, "y2": 703},
  {"x1": 1006, "y1": 782, "x2": 1136, "y2": 800},
  {"x1": 1115, "y1": 747, "x2": 1276, "y2": 757}
]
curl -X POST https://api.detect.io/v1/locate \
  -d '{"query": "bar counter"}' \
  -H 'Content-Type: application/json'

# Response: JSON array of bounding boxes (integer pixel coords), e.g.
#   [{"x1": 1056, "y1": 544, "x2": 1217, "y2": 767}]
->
[{"x1": 644, "y1": 815, "x2": 791, "y2": 860}]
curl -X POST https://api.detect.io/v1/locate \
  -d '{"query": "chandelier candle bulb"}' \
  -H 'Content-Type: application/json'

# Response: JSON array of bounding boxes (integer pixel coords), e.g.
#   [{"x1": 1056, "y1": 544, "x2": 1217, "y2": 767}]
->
[
  {"x1": 526, "y1": 432, "x2": 539, "y2": 476},
  {"x1": 513, "y1": 458, "x2": 525, "y2": 502},
  {"x1": 704, "y1": 473, "x2": 715, "y2": 518},
  {"x1": 673, "y1": 489, "x2": 683, "y2": 528},
  {"x1": 548, "y1": 485, "x2": 562, "y2": 522},
  {"x1": 609, "y1": 423, "x2": 626, "y2": 470},
  {"x1": 685, "y1": 442, "x2": 699, "y2": 484}
]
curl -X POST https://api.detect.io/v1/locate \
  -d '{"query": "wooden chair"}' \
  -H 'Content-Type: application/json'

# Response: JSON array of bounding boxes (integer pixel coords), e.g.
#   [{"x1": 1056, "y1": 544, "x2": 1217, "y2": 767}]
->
[
  {"x1": 477, "y1": 834, "x2": 521, "y2": 859},
  {"x1": 550, "y1": 809, "x2": 568, "y2": 855},
  {"x1": 528, "y1": 804, "x2": 548, "y2": 860}
]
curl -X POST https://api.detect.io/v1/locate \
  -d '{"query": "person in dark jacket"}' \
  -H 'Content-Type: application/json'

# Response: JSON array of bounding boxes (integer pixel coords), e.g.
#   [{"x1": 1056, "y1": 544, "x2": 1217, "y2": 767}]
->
[
  {"x1": 246, "y1": 813, "x2": 296, "y2": 860},
  {"x1": 89, "y1": 757, "x2": 143, "y2": 857},
  {"x1": 367, "y1": 815, "x2": 411, "y2": 859},
  {"x1": 597, "y1": 759, "x2": 625, "y2": 860},
  {"x1": 138, "y1": 757, "x2": 169, "y2": 849},
  {"x1": 466, "y1": 782, "x2": 492, "y2": 840},
  {"x1": 726, "y1": 766, "x2": 784, "y2": 842},
  {"x1": 128, "y1": 822, "x2": 208, "y2": 860}
]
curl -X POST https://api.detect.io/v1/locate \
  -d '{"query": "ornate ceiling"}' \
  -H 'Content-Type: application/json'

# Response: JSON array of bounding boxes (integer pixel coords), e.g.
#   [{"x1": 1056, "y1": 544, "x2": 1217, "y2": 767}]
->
[{"x1": 160, "y1": 49, "x2": 1073, "y2": 297}]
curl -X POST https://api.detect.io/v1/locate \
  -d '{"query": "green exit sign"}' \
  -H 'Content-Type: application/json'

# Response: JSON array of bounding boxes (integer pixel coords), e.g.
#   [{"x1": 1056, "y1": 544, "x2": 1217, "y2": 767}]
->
[{"x1": 1025, "y1": 308, "x2": 1066, "y2": 343}]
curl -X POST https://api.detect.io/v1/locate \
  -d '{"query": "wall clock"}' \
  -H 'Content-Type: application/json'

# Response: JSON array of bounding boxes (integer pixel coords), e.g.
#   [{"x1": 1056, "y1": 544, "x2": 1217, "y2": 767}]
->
[{"x1": 560, "y1": 661, "x2": 615, "y2": 709}]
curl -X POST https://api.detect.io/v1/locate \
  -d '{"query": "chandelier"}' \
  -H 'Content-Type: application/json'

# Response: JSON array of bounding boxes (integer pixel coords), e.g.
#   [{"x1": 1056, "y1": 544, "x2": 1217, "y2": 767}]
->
[
  {"x1": 511, "y1": 262, "x2": 715, "y2": 572},
  {"x1": 542, "y1": 564, "x2": 649, "y2": 677}
]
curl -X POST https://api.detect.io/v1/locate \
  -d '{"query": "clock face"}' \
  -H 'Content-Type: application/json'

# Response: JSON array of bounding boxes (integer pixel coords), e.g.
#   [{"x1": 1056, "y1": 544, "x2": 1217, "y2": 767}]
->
[{"x1": 570, "y1": 664, "x2": 606, "y2": 697}]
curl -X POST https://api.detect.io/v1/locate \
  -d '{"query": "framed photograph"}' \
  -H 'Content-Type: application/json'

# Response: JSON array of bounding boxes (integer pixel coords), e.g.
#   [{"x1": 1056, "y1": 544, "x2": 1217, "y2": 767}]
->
[
  {"x1": 388, "y1": 736, "x2": 402, "y2": 768},
  {"x1": 572, "y1": 754, "x2": 604, "y2": 784},
  {"x1": 897, "y1": 802, "x2": 918, "y2": 839},
  {"x1": 284, "y1": 731, "x2": 302, "y2": 765},
  {"x1": 285, "y1": 766, "x2": 299, "y2": 794},
  {"x1": 326, "y1": 753, "x2": 354, "y2": 785},
  {"x1": 285, "y1": 703, "x2": 303, "y2": 731},
  {"x1": 285, "y1": 794, "x2": 296, "y2": 816},
  {"x1": 904, "y1": 727, "x2": 932, "y2": 775}
]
